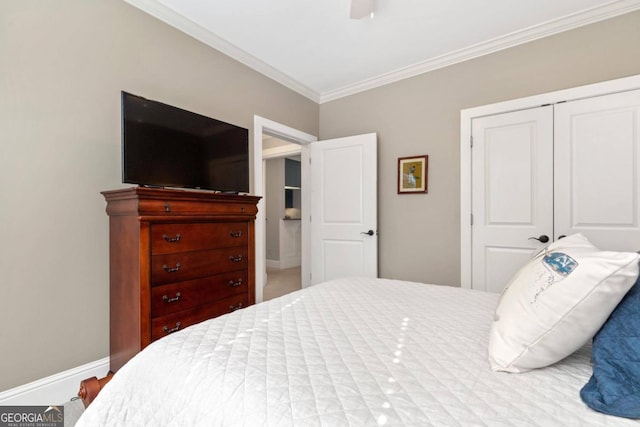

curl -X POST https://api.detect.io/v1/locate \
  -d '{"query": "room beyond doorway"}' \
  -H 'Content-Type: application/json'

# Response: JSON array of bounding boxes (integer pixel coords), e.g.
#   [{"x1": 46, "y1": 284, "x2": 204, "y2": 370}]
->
[
  {"x1": 264, "y1": 267, "x2": 302, "y2": 301},
  {"x1": 263, "y1": 137, "x2": 302, "y2": 300}
]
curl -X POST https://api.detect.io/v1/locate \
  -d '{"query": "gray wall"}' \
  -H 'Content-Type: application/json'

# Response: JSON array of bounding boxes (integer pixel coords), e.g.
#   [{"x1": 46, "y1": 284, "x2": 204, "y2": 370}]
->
[
  {"x1": 0, "y1": 0, "x2": 318, "y2": 391},
  {"x1": 265, "y1": 158, "x2": 285, "y2": 261},
  {"x1": 319, "y1": 11, "x2": 640, "y2": 287}
]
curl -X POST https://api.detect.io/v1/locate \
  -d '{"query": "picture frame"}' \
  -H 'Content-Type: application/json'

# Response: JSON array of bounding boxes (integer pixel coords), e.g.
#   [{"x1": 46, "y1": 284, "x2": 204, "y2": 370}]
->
[{"x1": 398, "y1": 155, "x2": 428, "y2": 194}]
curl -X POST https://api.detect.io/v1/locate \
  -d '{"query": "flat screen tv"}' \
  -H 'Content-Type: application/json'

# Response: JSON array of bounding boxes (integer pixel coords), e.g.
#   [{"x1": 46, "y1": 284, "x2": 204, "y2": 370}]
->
[{"x1": 121, "y1": 91, "x2": 249, "y2": 193}]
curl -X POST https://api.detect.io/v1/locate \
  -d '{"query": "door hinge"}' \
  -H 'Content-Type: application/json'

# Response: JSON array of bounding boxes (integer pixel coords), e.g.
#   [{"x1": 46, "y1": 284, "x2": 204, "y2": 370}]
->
[
  {"x1": 470, "y1": 135, "x2": 473, "y2": 148},
  {"x1": 470, "y1": 213, "x2": 474, "y2": 226}
]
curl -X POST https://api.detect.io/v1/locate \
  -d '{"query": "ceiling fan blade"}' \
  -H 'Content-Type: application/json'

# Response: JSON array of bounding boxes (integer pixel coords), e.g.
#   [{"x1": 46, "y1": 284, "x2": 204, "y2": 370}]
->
[{"x1": 350, "y1": 0, "x2": 372, "y2": 19}]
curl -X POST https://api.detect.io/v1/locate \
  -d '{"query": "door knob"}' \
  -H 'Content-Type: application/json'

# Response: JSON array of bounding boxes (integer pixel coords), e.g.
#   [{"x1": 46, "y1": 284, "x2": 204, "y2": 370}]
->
[
  {"x1": 361, "y1": 230, "x2": 375, "y2": 236},
  {"x1": 528, "y1": 235, "x2": 550, "y2": 243}
]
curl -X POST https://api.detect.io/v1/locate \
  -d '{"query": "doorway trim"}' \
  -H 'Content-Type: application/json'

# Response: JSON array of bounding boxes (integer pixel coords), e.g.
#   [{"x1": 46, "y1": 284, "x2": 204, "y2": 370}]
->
[{"x1": 253, "y1": 116, "x2": 317, "y2": 303}]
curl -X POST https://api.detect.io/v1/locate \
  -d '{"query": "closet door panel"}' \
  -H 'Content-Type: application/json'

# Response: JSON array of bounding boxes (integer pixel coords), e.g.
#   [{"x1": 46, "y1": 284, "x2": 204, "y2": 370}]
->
[
  {"x1": 471, "y1": 106, "x2": 554, "y2": 292},
  {"x1": 555, "y1": 89, "x2": 640, "y2": 251}
]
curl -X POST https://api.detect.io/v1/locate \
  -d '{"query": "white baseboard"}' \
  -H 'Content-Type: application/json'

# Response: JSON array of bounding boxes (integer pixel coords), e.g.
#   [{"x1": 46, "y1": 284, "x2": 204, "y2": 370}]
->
[
  {"x1": 280, "y1": 256, "x2": 301, "y2": 270},
  {"x1": 266, "y1": 259, "x2": 281, "y2": 269},
  {"x1": 266, "y1": 258, "x2": 301, "y2": 270},
  {"x1": 0, "y1": 357, "x2": 110, "y2": 405}
]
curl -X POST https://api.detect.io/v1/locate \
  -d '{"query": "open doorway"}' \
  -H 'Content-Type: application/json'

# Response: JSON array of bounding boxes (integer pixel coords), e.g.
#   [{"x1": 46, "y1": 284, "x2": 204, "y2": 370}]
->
[
  {"x1": 253, "y1": 116, "x2": 317, "y2": 303},
  {"x1": 263, "y1": 139, "x2": 302, "y2": 300}
]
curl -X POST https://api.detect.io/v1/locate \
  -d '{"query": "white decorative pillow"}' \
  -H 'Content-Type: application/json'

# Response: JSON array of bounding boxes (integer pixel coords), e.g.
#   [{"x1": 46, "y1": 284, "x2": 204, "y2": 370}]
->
[{"x1": 488, "y1": 233, "x2": 640, "y2": 373}]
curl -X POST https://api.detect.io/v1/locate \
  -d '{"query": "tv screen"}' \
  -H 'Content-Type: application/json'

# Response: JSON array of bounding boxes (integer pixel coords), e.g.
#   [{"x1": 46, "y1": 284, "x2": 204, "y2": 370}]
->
[{"x1": 121, "y1": 91, "x2": 249, "y2": 193}]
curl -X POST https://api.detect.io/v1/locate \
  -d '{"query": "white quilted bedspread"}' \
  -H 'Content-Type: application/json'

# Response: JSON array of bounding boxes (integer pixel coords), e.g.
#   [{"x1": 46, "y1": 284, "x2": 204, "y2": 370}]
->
[{"x1": 77, "y1": 278, "x2": 638, "y2": 426}]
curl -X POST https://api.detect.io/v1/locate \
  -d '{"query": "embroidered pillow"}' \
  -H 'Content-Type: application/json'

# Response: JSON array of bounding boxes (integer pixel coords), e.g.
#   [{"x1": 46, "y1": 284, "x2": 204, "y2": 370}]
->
[
  {"x1": 488, "y1": 233, "x2": 640, "y2": 373},
  {"x1": 580, "y1": 275, "x2": 640, "y2": 418}
]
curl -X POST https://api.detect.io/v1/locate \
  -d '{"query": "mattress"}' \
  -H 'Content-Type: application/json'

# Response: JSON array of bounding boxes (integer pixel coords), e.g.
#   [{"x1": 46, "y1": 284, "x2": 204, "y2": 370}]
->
[{"x1": 77, "y1": 277, "x2": 639, "y2": 426}]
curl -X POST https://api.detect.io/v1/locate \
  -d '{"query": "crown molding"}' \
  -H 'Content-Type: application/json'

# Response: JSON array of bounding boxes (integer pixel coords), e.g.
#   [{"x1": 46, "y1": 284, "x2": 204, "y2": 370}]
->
[
  {"x1": 123, "y1": 0, "x2": 322, "y2": 103},
  {"x1": 124, "y1": 0, "x2": 640, "y2": 105},
  {"x1": 320, "y1": 0, "x2": 640, "y2": 103}
]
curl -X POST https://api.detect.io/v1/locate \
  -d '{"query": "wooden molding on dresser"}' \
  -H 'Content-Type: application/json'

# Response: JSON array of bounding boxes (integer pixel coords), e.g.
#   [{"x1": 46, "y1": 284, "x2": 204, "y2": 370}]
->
[{"x1": 102, "y1": 187, "x2": 261, "y2": 373}]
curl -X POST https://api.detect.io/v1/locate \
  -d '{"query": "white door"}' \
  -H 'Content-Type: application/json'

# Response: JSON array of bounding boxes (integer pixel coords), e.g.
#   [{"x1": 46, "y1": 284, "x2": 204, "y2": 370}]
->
[
  {"x1": 555, "y1": 89, "x2": 640, "y2": 251},
  {"x1": 310, "y1": 133, "x2": 377, "y2": 284},
  {"x1": 471, "y1": 107, "x2": 554, "y2": 292}
]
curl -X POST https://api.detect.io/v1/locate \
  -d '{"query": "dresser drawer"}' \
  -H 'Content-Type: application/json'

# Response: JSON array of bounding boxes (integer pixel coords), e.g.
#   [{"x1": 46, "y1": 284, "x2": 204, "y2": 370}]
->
[
  {"x1": 151, "y1": 294, "x2": 249, "y2": 341},
  {"x1": 138, "y1": 197, "x2": 258, "y2": 217},
  {"x1": 151, "y1": 222, "x2": 248, "y2": 254},
  {"x1": 151, "y1": 271, "x2": 248, "y2": 317},
  {"x1": 151, "y1": 247, "x2": 248, "y2": 285}
]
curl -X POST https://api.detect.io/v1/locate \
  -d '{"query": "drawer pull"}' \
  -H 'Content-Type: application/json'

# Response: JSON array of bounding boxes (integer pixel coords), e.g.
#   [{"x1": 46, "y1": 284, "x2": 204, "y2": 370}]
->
[
  {"x1": 163, "y1": 322, "x2": 181, "y2": 334},
  {"x1": 162, "y1": 263, "x2": 181, "y2": 273},
  {"x1": 162, "y1": 292, "x2": 181, "y2": 303},
  {"x1": 164, "y1": 203, "x2": 170, "y2": 212},
  {"x1": 229, "y1": 230, "x2": 243, "y2": 238},
  {"x1": 229, "y1": 303, "x2": 243, "y2": 312},
  {"x1": 228, "y1": 279, "x2": 243, "y2": 287},
  {"x1": 162, "y1": 233, "x2": 181, "y2": 243},
  {"x1": 229, "y1": 255, "x2": 243, "y2": 263}
]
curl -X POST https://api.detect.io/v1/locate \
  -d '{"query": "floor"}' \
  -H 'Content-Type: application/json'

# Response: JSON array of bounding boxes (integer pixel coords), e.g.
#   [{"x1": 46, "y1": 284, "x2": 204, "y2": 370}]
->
[
  {"x1": 263, "y1": 266, "x2": 302, "y2": 301},
  {"x1": 63, "y1": 398, "x2": 84, "y2": 426}
]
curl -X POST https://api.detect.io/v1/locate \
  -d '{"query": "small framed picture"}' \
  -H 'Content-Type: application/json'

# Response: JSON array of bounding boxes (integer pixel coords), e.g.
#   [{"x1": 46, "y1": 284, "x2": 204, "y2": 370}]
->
[{"x1": 398, "y1": 155, "x2": 428, "y2": 194}]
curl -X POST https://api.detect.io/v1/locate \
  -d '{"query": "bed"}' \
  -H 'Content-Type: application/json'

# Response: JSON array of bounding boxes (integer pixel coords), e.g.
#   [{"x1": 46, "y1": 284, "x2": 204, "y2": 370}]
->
[{"x1": 76, "y1": 275, "x2": 639, "y2": 426}]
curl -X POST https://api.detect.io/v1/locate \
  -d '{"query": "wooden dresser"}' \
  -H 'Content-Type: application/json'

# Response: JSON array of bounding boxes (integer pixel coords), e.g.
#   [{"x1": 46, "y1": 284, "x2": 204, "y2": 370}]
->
[{"x1": 102, "y1": 187, "x2": 260, "y2": 372}]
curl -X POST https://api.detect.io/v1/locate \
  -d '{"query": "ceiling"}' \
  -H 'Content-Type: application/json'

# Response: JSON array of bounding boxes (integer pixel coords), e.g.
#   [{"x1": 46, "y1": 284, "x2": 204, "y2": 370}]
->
[{"x1": 125, "y1": 0, "x2": 640, "y2": 103}]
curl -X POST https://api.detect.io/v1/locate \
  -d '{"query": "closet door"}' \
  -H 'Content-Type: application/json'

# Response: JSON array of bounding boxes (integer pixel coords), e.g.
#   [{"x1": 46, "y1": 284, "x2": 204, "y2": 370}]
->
[
  {"x1": 471, "y1": 106, "x2": 553, "y2": 292},
  {"x1": 555, "y1": 89, "x2": 640, "y2": 251}
]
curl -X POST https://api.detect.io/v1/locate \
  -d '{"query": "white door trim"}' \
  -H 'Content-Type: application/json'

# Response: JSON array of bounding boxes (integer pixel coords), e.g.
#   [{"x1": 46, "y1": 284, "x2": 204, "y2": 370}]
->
[
  {"x1": 253, "y1": 116, "x2": 317, "y2": 302},
  {"x1": 460, "y1": 73, "x2": 640, "y2": 289}
]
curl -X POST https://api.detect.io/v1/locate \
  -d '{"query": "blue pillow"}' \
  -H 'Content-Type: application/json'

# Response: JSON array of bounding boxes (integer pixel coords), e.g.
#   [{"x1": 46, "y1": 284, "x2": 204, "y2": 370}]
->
[{"x1": 580, "y1": 274, "x2": 640, "y2": 418}]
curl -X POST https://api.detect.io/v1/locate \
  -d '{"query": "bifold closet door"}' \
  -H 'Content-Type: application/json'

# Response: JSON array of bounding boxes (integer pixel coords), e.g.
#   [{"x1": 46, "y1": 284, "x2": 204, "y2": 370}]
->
[
  {"x1": 471, "y1": 106, "x2": 554, "y2": 293},
  {"x1": 554, "y1": 89, "x2": 640, "y2": 252}
]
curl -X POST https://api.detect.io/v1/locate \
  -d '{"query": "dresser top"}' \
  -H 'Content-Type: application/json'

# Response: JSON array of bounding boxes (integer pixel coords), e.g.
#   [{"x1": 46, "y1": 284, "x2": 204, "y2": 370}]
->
[
  {"x1": 103, "y1": 187, "x2": 260, "y2": 202},
  {"x1": 102, "y1": 187, "x2": 261, "y2": 218}
]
